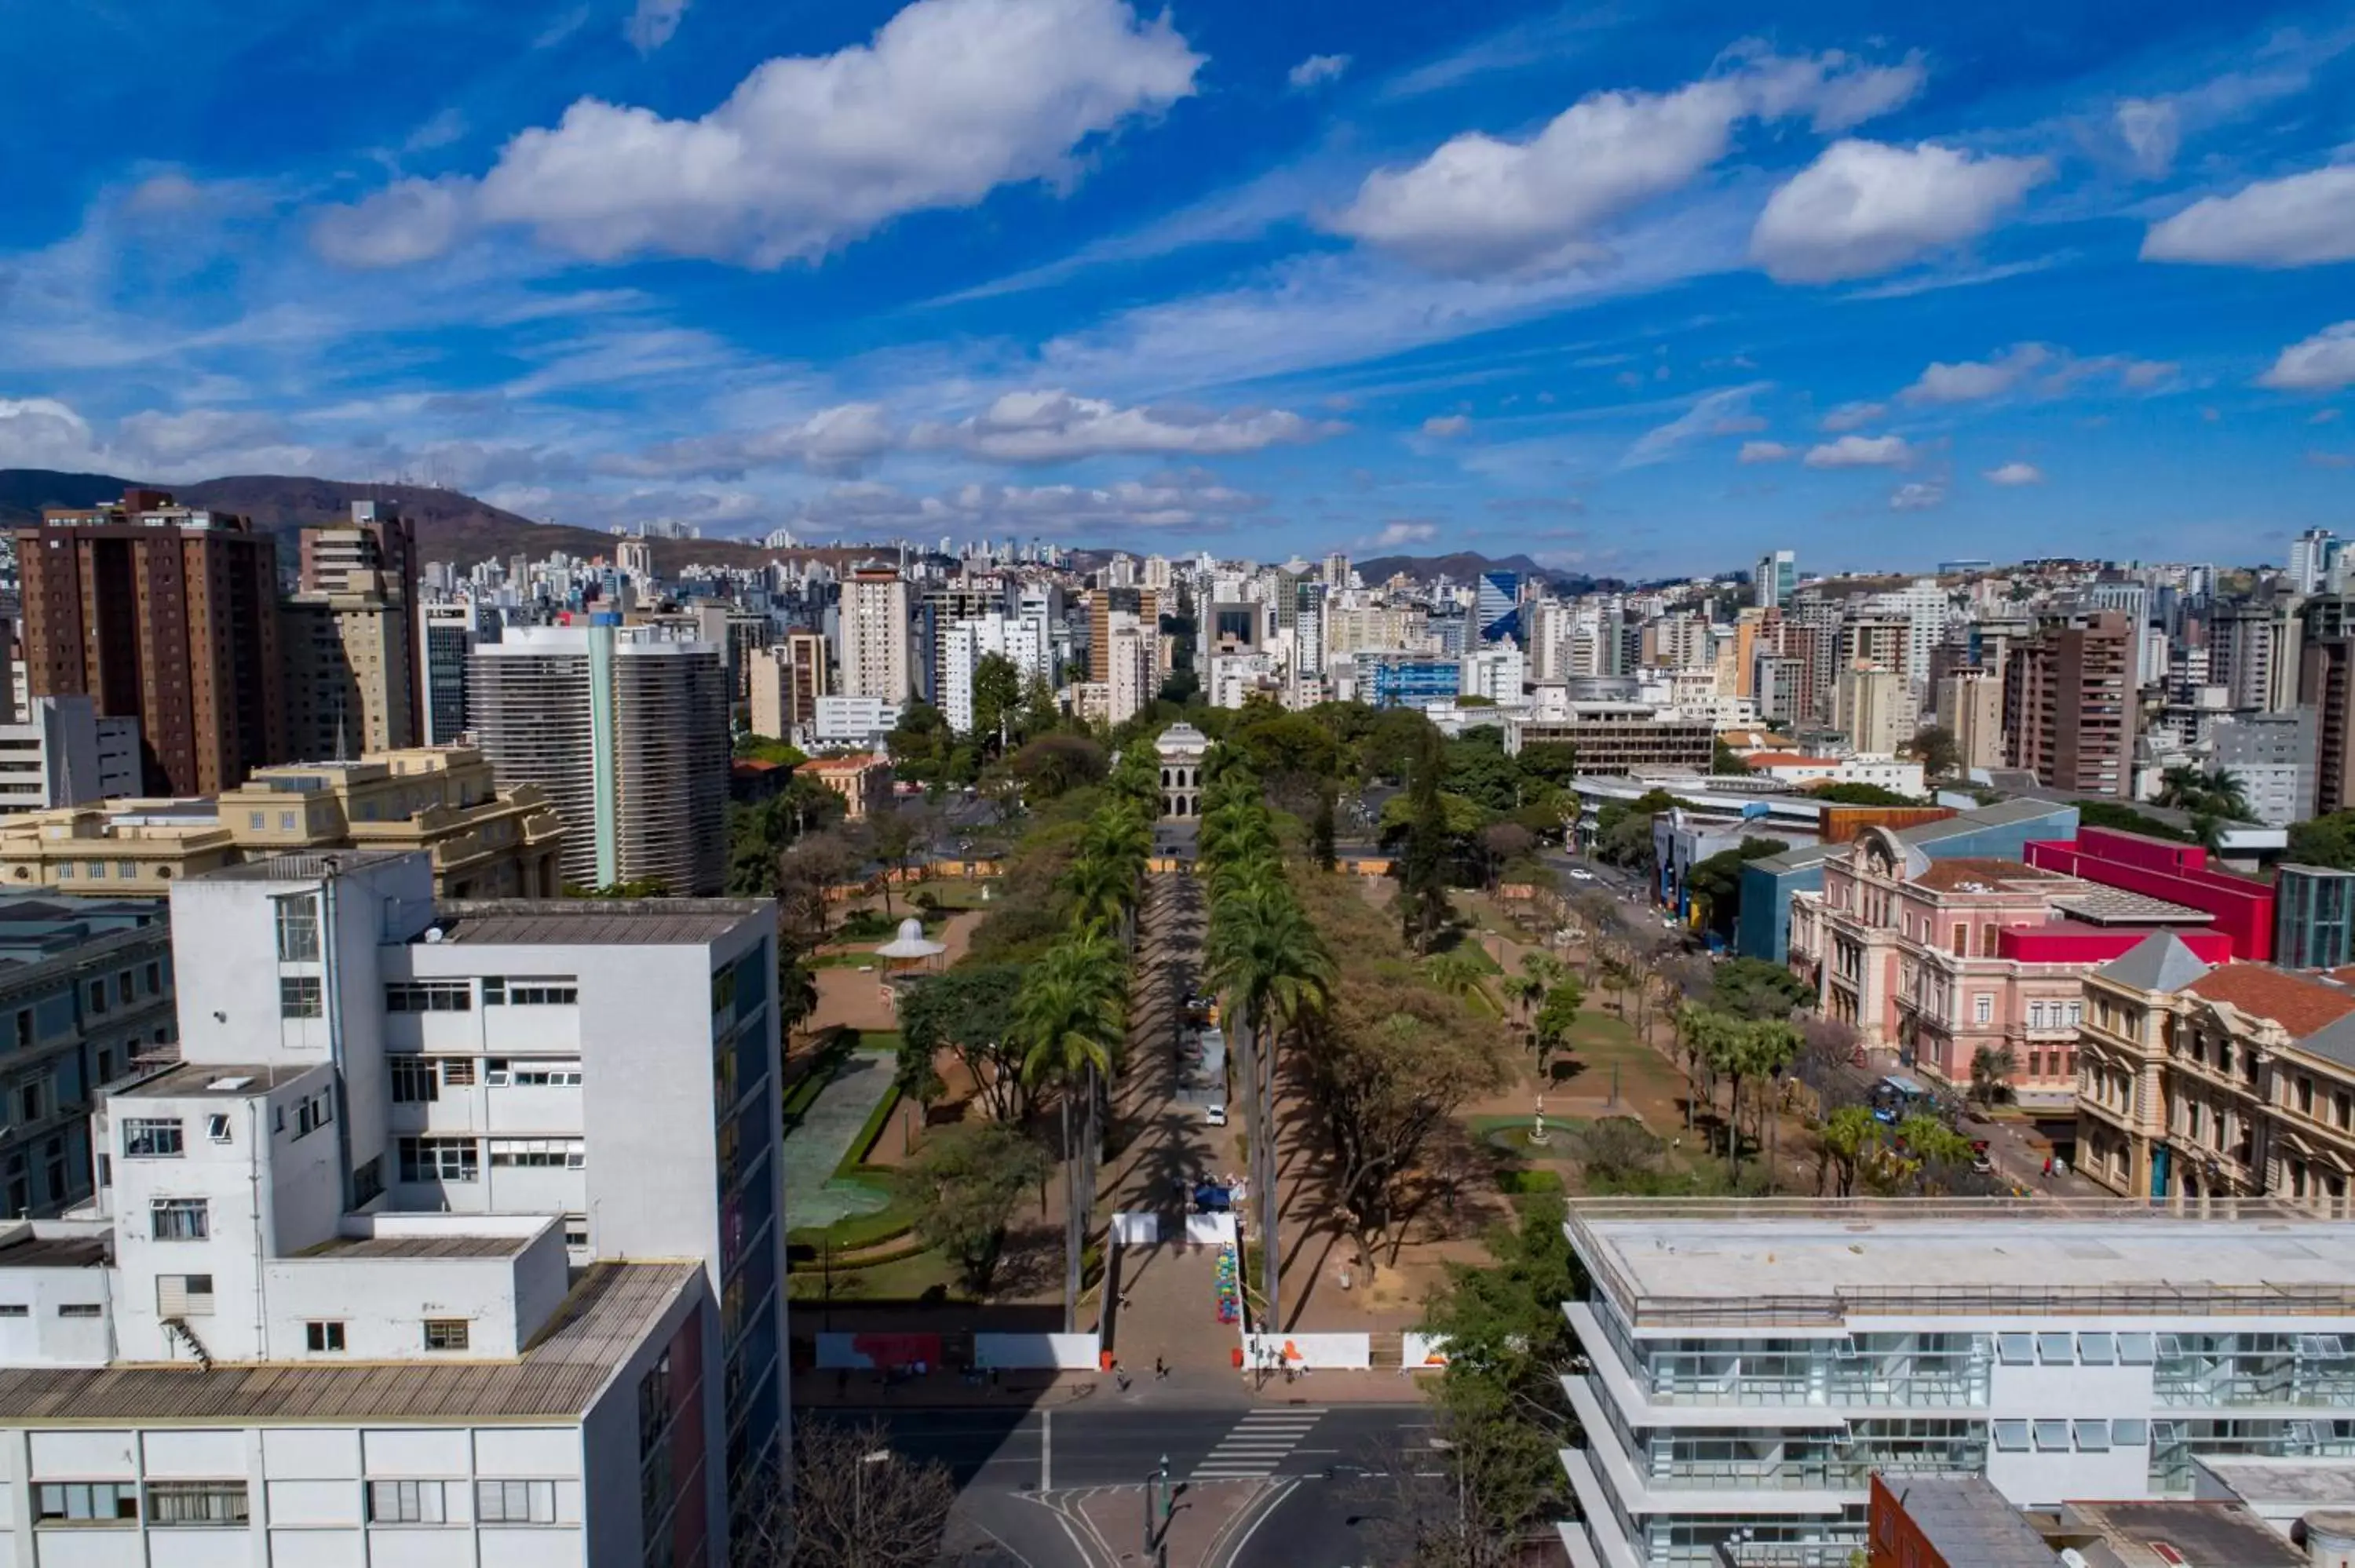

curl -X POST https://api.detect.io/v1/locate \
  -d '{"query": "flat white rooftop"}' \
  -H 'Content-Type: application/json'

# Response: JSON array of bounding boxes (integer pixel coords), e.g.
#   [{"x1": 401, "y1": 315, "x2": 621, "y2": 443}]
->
[{"x1": 1568, "y1": 1198, "x2": 2355, "y2": 1329}]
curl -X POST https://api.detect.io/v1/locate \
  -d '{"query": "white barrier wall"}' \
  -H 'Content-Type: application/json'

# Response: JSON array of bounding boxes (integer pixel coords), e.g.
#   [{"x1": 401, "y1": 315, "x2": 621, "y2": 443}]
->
[
  {"x1": 1111, "y1": 1212, "x2": 1159, "y2": 1245},
  {"x1": 1185, "y1": 1213, "x2": 1236, "y2": 1245},
  {"x1": 973, "y1": 1333, "x2": 1102, "y2": 1369},
  {"x1": 1242, "y1": 1332, "x2": 1372, "y2": 1369},
  {"x1": 1401, "y1": 1333, "x2": 1451, "y2": 1369}
]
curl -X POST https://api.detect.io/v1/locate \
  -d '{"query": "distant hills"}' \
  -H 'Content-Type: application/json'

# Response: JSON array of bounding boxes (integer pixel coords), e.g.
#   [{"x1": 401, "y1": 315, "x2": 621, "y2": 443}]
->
[
  {"x1": 0, "y1": 469, "x2": 854, "y2": 572},
  {"x1": 1353, "y1": 550, "x2": 1617, "y2": 594}
]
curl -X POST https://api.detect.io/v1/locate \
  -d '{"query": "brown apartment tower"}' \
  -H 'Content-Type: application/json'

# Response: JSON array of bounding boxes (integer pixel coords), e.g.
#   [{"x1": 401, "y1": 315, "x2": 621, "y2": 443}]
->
[
  {"x1": 2001, "y1": 608, "x2": 2134, "y2": 798},
  {"x1": 19, "y1": 490, "x2": 286, "y2": 796},
  {"x1": 1087, "y1": 586, "x2": 1160, "y2": 684}
]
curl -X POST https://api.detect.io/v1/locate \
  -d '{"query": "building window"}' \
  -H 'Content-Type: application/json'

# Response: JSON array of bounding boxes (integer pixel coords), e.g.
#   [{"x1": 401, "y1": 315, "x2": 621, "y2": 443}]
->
[
  {"x1": 2032, "y1": 1420, "x2": 2072, "y2": 1452},
  {"x1": 367, "y1": 1479, "x2": 446, "y2": 1524},
  {"x1": 122, "y1": 1118, "x2": 184, "y2": 1158},
  {"x1": 36, "y1": 1482, "x2": 139, "y2": 1524},
  {"x1": 275, "y1": 895, "x2": 321, "y2": 962},
  {"x1": 144, "y1": 961, "x2": 161, "y2": 995},
  {"x1": 489, "y1": 1060, "x2": 584, "y2": 1088},
  {"x1": 399, "y1": 1137, "x2": 477, "y2": 1183},
  {"x1": 1992, "y1": 1420, "x2": 2031, "y2": 1452},
  {"x1": 294, "y1": 1091, "x2": 334, "y2": 1138},
  {"x1": 306, "y1": 1321, "x2": 346, "y2": 1352},
  {"x1": 441, "y1": 1058, "x2": 476, "y2": 1087},
  {"x1": 279, "y1": 977, "x2": 323, "y2": 1019},
  {"x1": 489, "y1": 1139, "x2": 585, "y2": 1168},
  {"x1": 247, "y1": 811, "x2": 265, "y2": 830},
  {"x1": 205, "y1": 1114, "x2": 230, "y2": 1143},
  {"x1": 58, "y1": 1304, "x2": 100, "y2": 1318},
  {"x1": 278, "y1": 811, "x2": 297, "y2": 832},
  {"x1": 1973, "y1": 994, "x2": 1992, "y2": 1025},
  {"x1": 149, "y1": 1198, "x2": 208, "y2": 1241},
  {"x1": 483, "y1": 976, "x2": 579, "y2": 1006},
  {"x1": 385, "y1": 981, "x2": 472, "y2": 1013},
  {"x1": 423, "y1": 1318, "x2": 471, "y2": 1351},
  {"x1": 475, "y1": 1479, "x2": 557, "y2": 1524},
  {"x1": 155, "y1": 1274, "x2": 214, "y2": 1317},
  {"x1": 2074, "y1": 1420, "x2": 2112, "y2": 1452},
  {"x1": 564, "y1": 1217, "x2": 590, "y2": 1249},
  {"x1": 86, "y1": 979, "x2": 106, "y2": 1014},
  {"x1": 389, "y1": 1059, "x2": 440, "y2": 1103},
  {"x1": 145, "y1": 1482, "x2": 249, "y2": 1526}
]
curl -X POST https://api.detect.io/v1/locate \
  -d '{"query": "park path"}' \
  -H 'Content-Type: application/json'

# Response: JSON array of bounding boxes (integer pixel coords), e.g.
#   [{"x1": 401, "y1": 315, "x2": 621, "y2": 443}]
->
[{"x1": 1102, "y1": 873, "x2": 1241, "y2": 1372}]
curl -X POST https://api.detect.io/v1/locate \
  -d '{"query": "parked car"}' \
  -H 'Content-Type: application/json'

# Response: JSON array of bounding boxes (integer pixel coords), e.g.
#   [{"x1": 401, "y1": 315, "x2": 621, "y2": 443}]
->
[
  {"x1": 1203, "y1": 1103, "x2": 1229, "y2": 1127},
  {"x1": 1568, "y1": 869, "x2": 1596, "y2": 882}
]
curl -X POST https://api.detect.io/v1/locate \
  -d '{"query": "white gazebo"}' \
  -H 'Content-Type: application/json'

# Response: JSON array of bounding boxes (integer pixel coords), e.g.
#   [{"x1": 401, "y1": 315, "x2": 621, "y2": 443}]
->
[{"x1": 874, "y1": 916, "x2": 947, "y2": 1011}]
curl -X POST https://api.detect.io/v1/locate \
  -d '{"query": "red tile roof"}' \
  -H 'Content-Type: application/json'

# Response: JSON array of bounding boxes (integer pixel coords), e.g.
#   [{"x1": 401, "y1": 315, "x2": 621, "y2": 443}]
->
[{"x1": 2184, "y1": 965, "x2": 2355, "y2": 1037}]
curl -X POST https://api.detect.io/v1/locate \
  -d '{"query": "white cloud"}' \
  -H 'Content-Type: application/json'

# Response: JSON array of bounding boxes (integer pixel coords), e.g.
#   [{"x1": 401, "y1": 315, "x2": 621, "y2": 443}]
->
[
  {"x1": 2316, "y1": 408, "x2": 2346, "y2": 425},
  {"x1": 1738, "y1": 440, "x2": 1795, "y2": 462},
  {"x1": 1820, "y1": 399, "x2": 1886, "y2": 431},
  {"x1": 626, "y1": 0, "x2": 690, "y2": 52},
  {"x1": 314, "y1": 0, "x2": 1202, "y2": 268},
  {"x1": 2142, "y1": 165, "x2": 2355, "y2": 268},
  {"x1": 793, "y1": 472, "x2": 1265, "y2": 533},
  {"x1": 1750, "y1": 140, "x2": 2050, "y2": 283},
  {"x1": 1373, "y1": 520, "x2": 1438, "y2": 547},
  {"x1": 1889, "y1": 480, "x2": 1946, "y2": 510},
  {"x1": 1804, "y1": 433, "x2": 1910, "y2": 468},
  {"x1": 0, "y1": 398, "x2": 102, "y2": 469},
  {"x1": 612, "y1": 403, "x2": 899, "y2": 478},
  {"x1": 1287, "y1": 53, "x2": 1350, "y2": 89},
  {"x1": 917, "y1": 390, "x2": 1342, "y2": 463},
  {"x1": 2259, "y1": 322, "x2": 2355, "y2": 392},
  {"x1": 1900, "y1": 343, "x2": 2052, "y2": 404},
  {"x1": 1984, "y1": 461, "x2": 2045, "y2": 485},
  {"x1": 1623, "y1": 381, "x2": 1772, "y2": 466},
  {"x1": 116, "y1": 408, "x2": 297, "y2": 465},
  {"x1": 1422, "y1": 414, "x2": 1472, "y2": 438},
  {"x1": 2113, "y1": 99, "x2": 2180, "y2": 177},
  {"x1": 310, "y1": 177, "x2": 473, "y2": 268},
  {"x1": 1330, "y1": 50, "x2": 1922, "y2": 276}
]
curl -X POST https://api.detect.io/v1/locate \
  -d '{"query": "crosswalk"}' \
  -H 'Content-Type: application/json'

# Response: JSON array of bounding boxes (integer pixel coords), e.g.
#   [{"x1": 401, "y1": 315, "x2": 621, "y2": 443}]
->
[{"x1": 1191, "y1": 1406, "x2": 1328, "y2": 1479}]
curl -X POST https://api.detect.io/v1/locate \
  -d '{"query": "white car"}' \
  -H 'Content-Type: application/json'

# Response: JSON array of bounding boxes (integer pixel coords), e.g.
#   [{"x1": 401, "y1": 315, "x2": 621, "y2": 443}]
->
[
  {"x1": 1203, "y1": 1104, "x2": 1229, "y2": 1127},
  {"x1": 1568, "y1": 869, "x2": 1596, "y2": 881}
]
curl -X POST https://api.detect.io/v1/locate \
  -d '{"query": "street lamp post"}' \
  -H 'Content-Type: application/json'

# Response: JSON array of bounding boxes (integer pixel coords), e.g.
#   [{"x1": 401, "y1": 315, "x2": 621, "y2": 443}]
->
[
  {"x1": 853, "y1": 1449, "x2": 891, "y2": 1568},
  {"x1": 1145, "y1": 1455, "x2": 1171, "y2": 1568}
]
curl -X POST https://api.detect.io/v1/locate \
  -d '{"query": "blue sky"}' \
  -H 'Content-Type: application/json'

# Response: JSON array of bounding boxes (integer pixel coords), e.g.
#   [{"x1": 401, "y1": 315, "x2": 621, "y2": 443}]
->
[{"x1": 2, "y1": 0, "x2": 2352, "y2": 575}]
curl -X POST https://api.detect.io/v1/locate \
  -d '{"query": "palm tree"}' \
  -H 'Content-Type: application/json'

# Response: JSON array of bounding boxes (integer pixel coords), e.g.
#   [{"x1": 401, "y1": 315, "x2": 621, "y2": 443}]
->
[
  {"x1": 1819, "y1": 1103, "x2": 1881, "y2": 1196},
  {"x1": 777, "y1": 946, "x2": 820, "y2": 1045},
  {"x1": 2155, "y1": 763, "x2": 2209, "y2": 813},
  {"x1": 1969, "y1": 1043, "x2": 2020, "y2": 1107},
  {"x1": 1203, "y1": 873, "x2": 1331, "y2": 1338},
  {"x1": 1016, "y1": 925, "x2": 1128, "y2": 1329},
  {"x1": 1422, "y1": 948, "x2": 1488, "y2": 1003},
  {"x1": 1501, "y1": 972, "x2": 1546, "y2": 1037}
]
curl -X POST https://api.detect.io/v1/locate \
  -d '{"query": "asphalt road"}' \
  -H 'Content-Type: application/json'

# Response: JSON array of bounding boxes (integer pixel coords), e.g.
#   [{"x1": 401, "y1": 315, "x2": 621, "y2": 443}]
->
[{"x1": 819, "y1": 1401, "x2": 1437, "y2": 1566}]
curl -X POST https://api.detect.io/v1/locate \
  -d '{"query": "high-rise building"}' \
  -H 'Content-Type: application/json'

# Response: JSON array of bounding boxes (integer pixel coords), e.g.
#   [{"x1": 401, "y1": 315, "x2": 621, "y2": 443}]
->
[
  {"x1": 418, "y1": 599, "x2": 501, "y2": 746},
  {"x1": 2290, "y1": 527, "x2": 2337, "y2": 594},
  {"x1": 1831, "y1": 662, "x2": 1910, "y2": 757},
  {"x1": 0, "y1": 851, "x2": 787, "y2": 1563},
  {"x1": 280, "y1": 587, "x2": 417, "y2": 760},
  {"x1": 1104, "y1": 612, "x2": 1157, "y2": 726},
  {"x1": 470, "y1": 623, "x2": 728, "y2": 894},
  {"x1": 0, "y1": 696, "x2": 141, "y2": 811},
  {"x1": 2211, "y1": 709, "x2": 2316, "y2": 826},
  {"x1": 1087, "y1": 587, "x2": 1162, "y2": 683},
  {"x1": 1754, "y1": 548, "x2": 1796, "y2": 609},
  {"x1": 2276, "y1": 865, "x2": 2355, "y2": 971},
  {"x1": 2211, "y1": 594, "x2": 2304, "y2": 714},
  {"x1": 2002, "y1": 610, "x2": 2134, "y2": 797},
  {"x1": 1474, "y1": 571, "x2": 1521, "y2": 644},
  {"x1": 838, "y1": 568, "x2": 913, "y2": 700},
  {"x1": 295, "y1": 501, "x2": 421, "y2": 751},
  {"x1": 18, "y1": 490, "x2": 286, "y2": 796},
  {"x1": 2299, "y1": 594, "x2": 2355, "y2": 816},
  {"x1": 1933, "y1": 667, "x2": 2005, "y2": 772},
  {"x1": 747, "y1": 632, "x2": 829, "y2": 740}
]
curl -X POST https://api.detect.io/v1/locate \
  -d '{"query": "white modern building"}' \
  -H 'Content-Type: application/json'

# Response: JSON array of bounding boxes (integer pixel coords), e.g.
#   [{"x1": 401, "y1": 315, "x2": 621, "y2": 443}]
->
[
  {"x1": 810, "y1": 695, "x2": 902, "y2": 749},
  {"x1": 0, "y1": 849, "x2": 786, "y2": 1567},
  {"x1": 938, "y1": 612, "x2": 1052, "y2": 737},
  {"x1": 469, "y1": 622, "x2": 729, "y2": 895},
  {"x1": 0, "y1": 698, "x2": 139, "y2": 813},
  {"x1": 1558, "y1": 1198, "x2": 2355, "y2": 1568}
]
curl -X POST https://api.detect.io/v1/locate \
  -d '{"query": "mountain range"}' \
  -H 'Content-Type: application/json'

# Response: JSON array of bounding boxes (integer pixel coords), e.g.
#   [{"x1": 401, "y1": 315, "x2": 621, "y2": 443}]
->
[
  {"x1": 1353, "y1": 550, "x2": 1616, "y2": 594},
  {"x1": 0, "y1": 470, "x2": 831, "y2": 572}
]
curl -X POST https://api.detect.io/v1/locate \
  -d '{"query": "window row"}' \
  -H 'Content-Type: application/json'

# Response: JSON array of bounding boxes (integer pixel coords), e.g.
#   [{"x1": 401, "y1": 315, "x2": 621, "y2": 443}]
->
[
  {"x1": 389, "y1": 1056, "x2": 581, "y2": 1101},
  {"x1": 1992, "y1": 1417, "x2": 2148, "y2": 1453},
  {"x1": 35, "y1": 1480, "x2": 246, "y2": 1527},
  {"x1": 1995, "y1": 1331, "x2": 2156, "y2": 1366},
  {"x1": 385, "y1": 977, "x2": 579, "y2": 1012},
  {"x1": 33, "y1": 1478, "x2": 564, "y2": 1529},
  {"x1": 0, "y1": 1301, "x2": 102, "y2": 1320},
  {"x1": 397, "y1": 1136, "x2": 584, "y2": 1183}
]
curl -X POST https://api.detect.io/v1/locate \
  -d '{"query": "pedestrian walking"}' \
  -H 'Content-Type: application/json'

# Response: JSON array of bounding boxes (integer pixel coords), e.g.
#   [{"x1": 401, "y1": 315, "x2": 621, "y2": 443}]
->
[
  {"x1": 1155, "y1": 1355, "x2": 1167, "y2": 1380},
  {"x1": 1113, "y1": 1362, "x2": 1132, "y2": 1391},
  {"x1": 2043, "y1": 1156, "x2": 2053, "y2": 1178}
]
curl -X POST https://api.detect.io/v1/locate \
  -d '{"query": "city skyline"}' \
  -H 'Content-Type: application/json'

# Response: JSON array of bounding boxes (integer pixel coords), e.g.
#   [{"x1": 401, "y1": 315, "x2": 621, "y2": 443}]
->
[{"x1": 1, "y1": 0, "x2": 2350, "y2": 574}]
